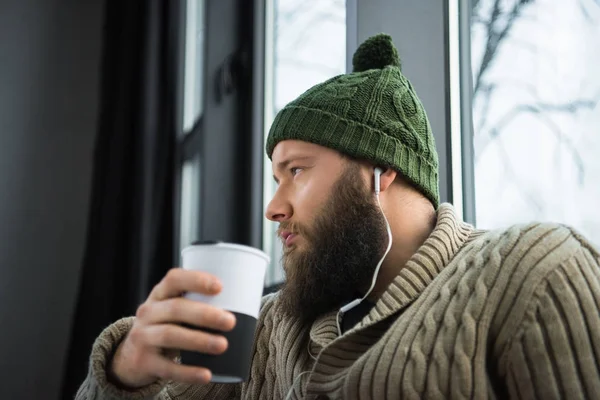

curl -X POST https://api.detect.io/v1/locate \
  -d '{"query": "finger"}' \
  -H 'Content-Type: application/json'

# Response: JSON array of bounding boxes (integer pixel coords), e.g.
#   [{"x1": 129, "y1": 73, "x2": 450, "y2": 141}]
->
[
  {"x1": 139, "y1": 298, "x2": 236, "y2": 332},
  {"x1": 147, "y1": 352, "x2": 213, "y2": 384},
  {"x1": 144, "y1": 324, "x2": 229, "y2": 355},
  {"x1": 149, "y1": 269, "x2": 222, "y2": 301}
]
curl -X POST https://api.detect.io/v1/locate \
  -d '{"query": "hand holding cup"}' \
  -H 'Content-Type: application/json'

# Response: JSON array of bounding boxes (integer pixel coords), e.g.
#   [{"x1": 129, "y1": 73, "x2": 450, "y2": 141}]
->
[{"x1": 110, "y1": 268, "x2": 236, "y2": 388}]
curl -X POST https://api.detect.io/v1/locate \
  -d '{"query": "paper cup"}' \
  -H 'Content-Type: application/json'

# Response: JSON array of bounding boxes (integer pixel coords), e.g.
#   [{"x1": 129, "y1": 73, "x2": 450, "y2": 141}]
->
[{"x1": 180, "y1": 241, "x2": 269, "y2": 383}]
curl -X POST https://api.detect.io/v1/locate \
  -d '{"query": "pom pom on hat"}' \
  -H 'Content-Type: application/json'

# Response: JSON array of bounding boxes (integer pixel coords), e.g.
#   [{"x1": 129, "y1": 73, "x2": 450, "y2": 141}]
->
[{"x1": 352, "y1": 33, "x2": 401, "y2": 73}]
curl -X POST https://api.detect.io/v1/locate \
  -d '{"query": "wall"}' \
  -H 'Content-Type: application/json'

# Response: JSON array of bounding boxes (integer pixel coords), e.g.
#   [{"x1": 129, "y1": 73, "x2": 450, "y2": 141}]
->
[{"x1": 0, "y1": 0, "x2": 103, "y2": 398}]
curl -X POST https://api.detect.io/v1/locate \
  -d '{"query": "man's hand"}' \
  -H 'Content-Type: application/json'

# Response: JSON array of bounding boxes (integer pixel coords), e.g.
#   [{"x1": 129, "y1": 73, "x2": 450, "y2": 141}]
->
[{"x1": 110, "y1": 268, "x2": 237, "y2": 388}]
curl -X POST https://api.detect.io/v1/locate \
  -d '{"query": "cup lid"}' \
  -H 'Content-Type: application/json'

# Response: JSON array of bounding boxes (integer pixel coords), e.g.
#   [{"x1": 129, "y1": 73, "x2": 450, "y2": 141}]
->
[{"x1": 182, "y1": 241, "x2": 270, "y2": 263}]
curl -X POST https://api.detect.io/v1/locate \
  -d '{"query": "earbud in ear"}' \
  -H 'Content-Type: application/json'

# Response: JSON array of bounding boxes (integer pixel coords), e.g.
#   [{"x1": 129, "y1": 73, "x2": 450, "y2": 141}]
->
[{"x1": 374, "y1": 167, "x2": 383, "y2": 194}]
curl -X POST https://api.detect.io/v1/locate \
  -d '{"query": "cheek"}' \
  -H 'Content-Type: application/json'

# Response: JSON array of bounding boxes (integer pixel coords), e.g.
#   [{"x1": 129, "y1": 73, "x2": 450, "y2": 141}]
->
[{"x1": 293, "y1": 178, "x2": 330, "y2": 222}]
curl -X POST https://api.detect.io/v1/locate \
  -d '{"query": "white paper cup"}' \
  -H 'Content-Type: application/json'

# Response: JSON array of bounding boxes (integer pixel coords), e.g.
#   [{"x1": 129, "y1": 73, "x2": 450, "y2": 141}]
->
[{"x1": 180, "y1": 241, "x2": 269, "y2": 383}]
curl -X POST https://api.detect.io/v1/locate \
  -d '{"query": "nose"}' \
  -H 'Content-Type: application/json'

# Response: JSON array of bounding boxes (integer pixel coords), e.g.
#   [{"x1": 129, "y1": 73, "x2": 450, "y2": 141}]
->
[{"x1": 265, "y1": 187, "x2": 292, "y2": 222}]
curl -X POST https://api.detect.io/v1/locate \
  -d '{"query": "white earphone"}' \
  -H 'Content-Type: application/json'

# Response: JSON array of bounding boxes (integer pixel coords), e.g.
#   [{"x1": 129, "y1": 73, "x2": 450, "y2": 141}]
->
[{"x1": 374, "y1": 167, "x2": 383, "y2": 194}]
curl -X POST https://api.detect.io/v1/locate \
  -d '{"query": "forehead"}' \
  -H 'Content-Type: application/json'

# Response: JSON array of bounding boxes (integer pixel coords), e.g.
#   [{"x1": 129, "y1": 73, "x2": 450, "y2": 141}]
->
[{"x1": 271, "y1": 140, "x2": 337, "y2": 163}]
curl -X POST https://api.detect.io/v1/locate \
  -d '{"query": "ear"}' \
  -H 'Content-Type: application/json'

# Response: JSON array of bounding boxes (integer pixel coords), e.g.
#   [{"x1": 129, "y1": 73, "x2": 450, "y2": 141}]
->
[{"x1": 377, "y1": 168, "x2": 397, "y2": 193}]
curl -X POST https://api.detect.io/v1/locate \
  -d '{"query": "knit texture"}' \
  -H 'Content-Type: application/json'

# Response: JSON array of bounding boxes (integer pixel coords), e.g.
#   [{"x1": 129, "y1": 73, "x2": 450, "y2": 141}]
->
[
  {"x1": 265, "y1": 34, "x2": 440, "y2": 208},
  {"x1": 77, "y1": 204, "x2": 600, "y2": 399}
]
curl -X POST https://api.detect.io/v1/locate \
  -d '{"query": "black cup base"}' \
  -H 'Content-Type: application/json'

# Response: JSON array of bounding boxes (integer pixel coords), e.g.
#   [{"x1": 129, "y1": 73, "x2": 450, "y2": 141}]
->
[{"x1": 180, "y1": 312, "x2": 258, "y2": 382}]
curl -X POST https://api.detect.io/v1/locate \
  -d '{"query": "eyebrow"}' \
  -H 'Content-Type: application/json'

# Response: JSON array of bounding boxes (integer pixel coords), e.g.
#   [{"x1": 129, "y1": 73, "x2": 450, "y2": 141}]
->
[{"x1": 272, "y1": 156, "x2": 315, "y2": 184}]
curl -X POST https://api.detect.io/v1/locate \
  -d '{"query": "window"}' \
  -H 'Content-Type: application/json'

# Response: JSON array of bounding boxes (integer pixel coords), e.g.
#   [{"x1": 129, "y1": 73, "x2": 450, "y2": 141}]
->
[
  {"x1": 182, "y1": 0, "x2": 205, "y2": 134},
  {"x1": 179, "y1": 154, "x2": 201, "y2": 258},
  {"x1": 174, "y1": 1, "x2": 256, "y2": 266},
  {"x1": 262, "y1": 0, "x2": 347, "y2": 287},
  {"x1": 468, "y1": 0, "x2": 600, "y2": 246},
  {"x1": 175, "y1": 0, "x2": 206, "y2": 261}
]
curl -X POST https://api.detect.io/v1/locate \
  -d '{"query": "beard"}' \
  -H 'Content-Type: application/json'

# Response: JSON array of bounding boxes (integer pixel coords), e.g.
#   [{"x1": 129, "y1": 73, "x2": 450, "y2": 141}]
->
[{"x1": 277, "y1": 165, "x2": 388, "y2": 324}]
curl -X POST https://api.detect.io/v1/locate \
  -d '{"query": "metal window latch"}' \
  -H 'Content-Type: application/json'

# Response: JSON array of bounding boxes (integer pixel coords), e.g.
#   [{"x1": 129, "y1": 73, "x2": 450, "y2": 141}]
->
[{"x1": 215, "y1": 49, "x2": 249, "y2": 103}]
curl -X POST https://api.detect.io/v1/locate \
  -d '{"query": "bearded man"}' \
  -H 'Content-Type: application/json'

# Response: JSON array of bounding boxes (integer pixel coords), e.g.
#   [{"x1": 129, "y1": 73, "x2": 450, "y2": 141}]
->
[{"x1": 77, "y1": 34, "x2": 600, "y2": 400}]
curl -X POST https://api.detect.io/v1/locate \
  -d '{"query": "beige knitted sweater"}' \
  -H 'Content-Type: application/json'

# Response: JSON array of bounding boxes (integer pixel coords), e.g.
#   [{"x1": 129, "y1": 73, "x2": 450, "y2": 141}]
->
[{"x1": 76, "y1": 204, "x2": 600, "y2": 399}]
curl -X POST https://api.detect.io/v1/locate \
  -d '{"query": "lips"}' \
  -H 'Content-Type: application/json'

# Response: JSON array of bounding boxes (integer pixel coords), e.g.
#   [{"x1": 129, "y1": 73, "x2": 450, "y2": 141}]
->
[
  {"x1": 285, "y1": 233, "x2": 297, "y2": 247},
  {"x1": 279, "y1": 230, "x2": 297, "y2": 247}
]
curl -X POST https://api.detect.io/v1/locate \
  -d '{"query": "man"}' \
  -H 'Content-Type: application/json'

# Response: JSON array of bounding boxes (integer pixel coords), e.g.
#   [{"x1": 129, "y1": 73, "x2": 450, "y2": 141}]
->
[{"x1": 77, "y1": 34, "x2": 600, "y2": 399}]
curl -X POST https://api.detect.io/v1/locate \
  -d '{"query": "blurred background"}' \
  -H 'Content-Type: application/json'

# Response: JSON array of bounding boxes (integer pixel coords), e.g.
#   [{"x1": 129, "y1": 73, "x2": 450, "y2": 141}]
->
[{"x1": 0, "y1": 0, "x2": 598, "y2": 398}]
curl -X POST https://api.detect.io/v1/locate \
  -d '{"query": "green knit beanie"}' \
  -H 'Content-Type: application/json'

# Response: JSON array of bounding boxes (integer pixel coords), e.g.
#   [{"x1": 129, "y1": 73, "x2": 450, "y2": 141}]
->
[{"x1": 266, "y1": 33, "x2": 439, "y2": 208}]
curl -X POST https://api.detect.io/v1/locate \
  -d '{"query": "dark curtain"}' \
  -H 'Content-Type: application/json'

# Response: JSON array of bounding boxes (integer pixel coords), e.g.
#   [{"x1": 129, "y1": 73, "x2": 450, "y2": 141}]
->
[{"x1": 61, "y1": 1, "x2": 177, "y2": 397}]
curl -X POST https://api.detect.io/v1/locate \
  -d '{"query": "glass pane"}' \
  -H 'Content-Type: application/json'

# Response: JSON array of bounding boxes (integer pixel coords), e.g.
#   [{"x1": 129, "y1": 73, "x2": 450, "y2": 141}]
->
[
  {"x1": 263, "y1": 0, "x2": 346, "y2": 287},
  {"x1": 179, "y1": 155, "x2": 201, "y2": 261},
  {"x1": 182, "y1": 0, "x2": 205, "y2": 134},
  {"x1": 470, "y1": 0, "x2": 600, "y2": 246}
]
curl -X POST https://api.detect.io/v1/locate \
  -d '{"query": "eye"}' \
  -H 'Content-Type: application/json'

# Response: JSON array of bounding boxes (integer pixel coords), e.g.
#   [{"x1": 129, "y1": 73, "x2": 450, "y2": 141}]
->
[{"x1": 290, "y1": 167, "x2": 303, "y2": 176}]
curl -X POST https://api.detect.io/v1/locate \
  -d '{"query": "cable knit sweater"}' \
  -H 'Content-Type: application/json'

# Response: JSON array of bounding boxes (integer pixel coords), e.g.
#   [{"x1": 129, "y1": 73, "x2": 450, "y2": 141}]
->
[{"x1": 76, "y1": 204, "x2": 600, "y2": 399}]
